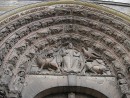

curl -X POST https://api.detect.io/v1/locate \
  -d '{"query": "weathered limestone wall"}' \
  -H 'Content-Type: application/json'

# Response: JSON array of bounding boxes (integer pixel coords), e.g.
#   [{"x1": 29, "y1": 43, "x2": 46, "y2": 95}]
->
[{"x1": 22, "y1": 75, "x2": 121, "y2": 98}]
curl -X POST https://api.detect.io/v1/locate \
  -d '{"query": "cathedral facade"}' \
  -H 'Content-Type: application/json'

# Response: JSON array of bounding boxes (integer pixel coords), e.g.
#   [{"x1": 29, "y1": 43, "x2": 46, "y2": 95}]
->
[{"x1": 0, "y1": 0, "x2": 130, "y2": 98}]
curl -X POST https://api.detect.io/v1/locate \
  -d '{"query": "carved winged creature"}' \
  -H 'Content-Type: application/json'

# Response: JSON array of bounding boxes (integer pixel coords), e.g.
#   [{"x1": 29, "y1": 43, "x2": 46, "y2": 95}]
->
[
  {"x1": 35, "y1": 55, "x2": 59, "y2": 71},
  {"x1": 82, "y1": 47, "x2": 101, "y2": 60},
  {"x1": 82, "y1": 47, "x2": 108, "y2": 74}
]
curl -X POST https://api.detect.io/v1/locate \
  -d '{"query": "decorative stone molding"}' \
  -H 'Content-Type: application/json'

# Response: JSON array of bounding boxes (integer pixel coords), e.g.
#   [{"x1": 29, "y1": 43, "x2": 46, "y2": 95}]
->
[{"x1": 0, "y1": 0, "x2": 130, "y2": 97}]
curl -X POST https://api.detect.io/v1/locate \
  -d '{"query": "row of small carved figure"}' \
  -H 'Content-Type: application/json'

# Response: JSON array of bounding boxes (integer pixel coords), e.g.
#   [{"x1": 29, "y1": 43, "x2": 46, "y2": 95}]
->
[
  {"x1": 0, "y1": 5, "x2": 130, "y2": 42},
  {"x1": 1, "y1": 14, "x2": 129, "y2": 51},
  {"x1": 0, "y1": 21, "x2": 129, "y2": 60},
  {"x1": 0, "y1": 22, "x2": 129, "y2": 71},
  {"x1": 79, "y1": 28, "x2": 129, "y2": 57},
  {"x1": 93, "y1": 43, "x2": 130, "y2": 67},
  {"x1": 117, "y1": 72, "x2": 129, "y2": 94},
  {"x1": 79, "y1": 28, "x2": 130, "y2": 66},
  {"x1": 0, "y1": 62, "x2": 26, "y2": 93},
  {"x1": 0, "y1": 40, "x2": 129, "y2": 81},
  {"x1": 0, "y1": 27, "x2": 63, "y2": 66},
  {"x1": 1, "y1": 33, "x2": 130, "y2": 74},
  {"x1": 0, "y1": 16, "x2": 130, "y2": 55},
  {"x1": 1, "y1": 5, "x2": 128, "y2": 31},
  {"x1": 80, "y1": 31, "x2": 130, "y2": 67}
]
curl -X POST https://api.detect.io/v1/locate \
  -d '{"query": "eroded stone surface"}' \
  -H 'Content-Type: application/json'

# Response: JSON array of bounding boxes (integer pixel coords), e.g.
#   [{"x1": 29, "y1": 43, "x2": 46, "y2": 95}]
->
[{"x1": 0, "y1": 2, "x2": 129, "y2": 98}]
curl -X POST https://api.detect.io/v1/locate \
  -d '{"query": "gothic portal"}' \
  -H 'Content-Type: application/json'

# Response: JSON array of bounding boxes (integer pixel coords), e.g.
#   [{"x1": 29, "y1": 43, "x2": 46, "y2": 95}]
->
[{"x1": 0, "y1": 0, "x2": 130, "y2": 98}]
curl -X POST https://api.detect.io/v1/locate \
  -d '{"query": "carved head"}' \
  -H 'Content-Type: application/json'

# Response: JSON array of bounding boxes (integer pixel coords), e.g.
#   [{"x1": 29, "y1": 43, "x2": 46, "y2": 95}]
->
[
  {"x1": 4, "y1": 70, "x2": 9, "y2": 75},
  {"x1": 117, "y1": 72, "x2": 125, "y2": 79},
  {"x1": 18, "y1": 71, "x2": 25, "y2": 77},
  {"x1": 18, "y1": 77, "x2": 25, "y2": 83},
  {"x1": 68, "y1": 43, "x2": 74, "y2": 49}
]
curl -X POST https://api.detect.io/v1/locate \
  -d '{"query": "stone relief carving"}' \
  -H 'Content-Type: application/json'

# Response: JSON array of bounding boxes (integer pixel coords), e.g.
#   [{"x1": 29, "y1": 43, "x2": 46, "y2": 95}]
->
[
  {"x1": 122, "y1": 55, "x2": 130, "y2": 66},
  {"x1": 0, "y1": 27, "x2": 10, "y2": 41},
  {"x1": 84, "y1": 59, "x2": 108, "y2": 74},
  {"x1": 90, "y1": 31, "x2": 104, "y2": 40},
  {"x1": 10, "y1": 62, "x2": 27, "y2": 92},
  {"x1": 28, "y1": 43, "x2": 110, "y2": 75},
  {"x1": 8, "y1": 56, "x2": 18, "y2": 66},
  {"x1": 117, "y1": 72, "x2": 129, "y2": 94},
  {"x1": 103, "y1": 51, "x2": 115, "y2": 61},
  {"x1": 61, "y1": 43, "x2": 84, "y2": 73},
  {"x1": 93, "y1": 43, "x2": 106, "y2": 54},
  {"x1": 48, "y1": 27, "x2": 63, "y2": 35},
  {"x1": 0, "y1": 4, "x2": 130, "y2": 97},
  {"x1": 12, "y1": 71, "x2": 25, "y2": 92},
  {"x1": 25, "y1": 39, "x2": 33, "y2": 46},
  {"x1": 28, "y1": 22, "x2": 42, "y2": 32},
  {"x1": 111, "y1": 20, "x2": 124, "y2": 30},
  {"x1": 99, "y1": 17, "x2": 112, "y2": 24},
  {"x1": 123, "y1": 39, "x2": 130, "y2": 51},
  {"x1": 102, "y1": 37, "x2": 116, "y2": 47},
  {"x1": 25, "y1": 53, "x2": 35, "y2": 61},
  {"x1": 122, "y1": 27, "x2": 130, "y2": 37},
  {"x1": 12, "y1": 21, "x2": 21, "y2": 29},
  {"x1": 7, "y1": 24, "x2": 15, "y2": 32},
  {"x1": 30, "y1": 14, "x2": 42, "y2": 20},
  {"x1": 0, "y1": 16, "x2": 129, "y2": 71},
  {"x1": 0, "y1": 89, "x2": 6, "y2": 98},
  {"x1": 0, "y1": 68, "x2": 13, "y2": 85},
  {"x1": 113, "y1": 45, "x2": 126, "y2": 57},
  {"x1": 112, "y1": 32, "x2": 126, "y2": 43},
  {"x1": 87, "y1": 13, "x2": 99, "y2": 20},
  {"x1": 64, "y1": 24, "x2": 75, "y2": 33},
  {"x1": 5, "y1": 42, "x2": 12, "y2": 51},
  {"x1": 0, "y1": 48, "x2": 8, "y2": 62},
  {"x1": 18, "y1": 16, "x2": 32, "y2": 25},
  {"x1": 100, "y1": 25, "x2": 114, "y2": 36},
  {"x1": 15, "y1": 46, "x2": 26, "y2": 56}
]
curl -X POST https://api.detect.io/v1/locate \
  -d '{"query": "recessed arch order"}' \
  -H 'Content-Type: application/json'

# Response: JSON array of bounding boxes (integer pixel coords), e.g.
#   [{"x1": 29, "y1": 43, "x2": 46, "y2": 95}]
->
[{"x1": 0, "y1": 0, "x2": 130, "y2": 98}]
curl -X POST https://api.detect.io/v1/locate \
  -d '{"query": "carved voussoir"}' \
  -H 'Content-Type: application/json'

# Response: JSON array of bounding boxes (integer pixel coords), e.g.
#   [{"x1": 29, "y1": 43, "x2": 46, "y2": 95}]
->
[
  {"x1": 123, "y1": 39, "x2": 130, "y2": 51},
  {"x1": 15, "y1": 46, "x2": 26, "y2": 56},
  {"x1": 102, "y1": 37, "x2": 116, "y2": 47},
  {"x1": 113, "y1": 45, "x2": 126, "y2": 57},
  {"x1": 103, "y1": 51, "x2": 115, "y2": 61},
  {"x1": 122, "y1": 55, "x2": 130, "y2": 66}
]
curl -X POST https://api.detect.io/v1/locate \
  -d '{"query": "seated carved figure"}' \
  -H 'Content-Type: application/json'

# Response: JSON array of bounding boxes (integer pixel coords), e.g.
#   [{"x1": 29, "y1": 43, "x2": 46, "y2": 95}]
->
[{"x1": 62, "y1": 43, "x2": 84, "y2": 73}]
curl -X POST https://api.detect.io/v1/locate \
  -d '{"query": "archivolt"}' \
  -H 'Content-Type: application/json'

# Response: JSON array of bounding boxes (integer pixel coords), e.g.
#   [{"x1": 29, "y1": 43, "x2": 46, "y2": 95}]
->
[{"x1": 0, "y1": 0, "x2": 130, "y2": 97}]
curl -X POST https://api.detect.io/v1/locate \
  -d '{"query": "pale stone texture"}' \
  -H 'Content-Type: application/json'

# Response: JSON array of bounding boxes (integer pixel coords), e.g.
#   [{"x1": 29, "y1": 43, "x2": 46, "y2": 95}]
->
[{"x1": 22, "y1": 75, "x2": 121, "y2": 98}]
